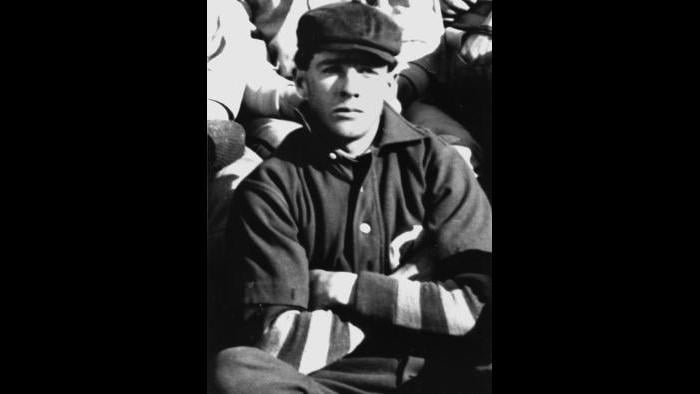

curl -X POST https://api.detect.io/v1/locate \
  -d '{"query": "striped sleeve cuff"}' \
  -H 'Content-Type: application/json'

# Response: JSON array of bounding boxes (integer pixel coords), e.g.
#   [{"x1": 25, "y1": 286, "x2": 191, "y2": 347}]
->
[
  {"x1": 257, "y1": 310, "x2": 365, "y2": 375},
  {"x1": 352, "y1": 271, "x2": 483, "y2": 336},
  {"x1": 353, "y1": 271, "x2": 398, "y2": 322}
]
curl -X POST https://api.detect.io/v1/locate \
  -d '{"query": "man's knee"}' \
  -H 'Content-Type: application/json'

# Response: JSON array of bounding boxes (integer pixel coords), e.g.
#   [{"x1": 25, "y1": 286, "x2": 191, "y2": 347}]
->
[
  {"x1": 215, "y1": 347, "x2": 319, "y2": 394},
  {"x1": 215, "y1": 347, "x2": 262, "y2": 394}
]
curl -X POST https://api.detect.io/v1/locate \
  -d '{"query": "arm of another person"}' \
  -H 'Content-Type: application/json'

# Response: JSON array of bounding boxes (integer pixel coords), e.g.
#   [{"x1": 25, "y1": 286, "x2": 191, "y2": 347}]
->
[
  {"x1": 208, "y1": 0, "x2": 302, "y2": 120},
  {"x1": 242, "y1": 63, "x2": 304, "y2": 120},
  {"x1": 460, "y1": 10, "x2": 492, "y2": 63},
  {"x1": 207, "y1": 0, "x2": 253, "y2": 118},
  {"x1": 266, "y1": 0, "x2": 324, "y2": 78},
  {"x1": 225, "y1": 177, "x2": 366, "y2": 375},
  {"x1": 308, "y1": 140, "x2": 492, "y2": 353}
]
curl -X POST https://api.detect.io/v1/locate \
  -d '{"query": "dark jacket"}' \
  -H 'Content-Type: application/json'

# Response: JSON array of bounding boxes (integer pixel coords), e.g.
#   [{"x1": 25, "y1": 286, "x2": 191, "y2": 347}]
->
[{"x1": 223, "y1": 103, "x2": 492, "y2": 381}]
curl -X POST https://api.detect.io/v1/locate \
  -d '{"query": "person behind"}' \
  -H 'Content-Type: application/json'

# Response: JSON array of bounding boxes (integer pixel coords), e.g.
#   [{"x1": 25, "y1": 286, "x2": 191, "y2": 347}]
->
[
  {"x1": 207, "y1": 0, "x2": 304, "y2": 367},
  {"x1": 212, "y1": 2, "x2": 492, "y2": 393},
  {"x1": 207, "y1": 0, "x2": 302, "y2": 123},
  {"x1": 207, "y1": 0, "x2": 304, "y2": 171},
  {"x1": 398, "y1": 2, "x2": 492, "y2": 198}
]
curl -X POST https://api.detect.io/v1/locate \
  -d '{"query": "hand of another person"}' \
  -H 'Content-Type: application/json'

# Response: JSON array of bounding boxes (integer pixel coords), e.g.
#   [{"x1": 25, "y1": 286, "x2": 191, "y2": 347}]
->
[
  {"x1": 459, "y1": 10, "x2": 492, "y2": 65},
  {"x1": 309, "y1": 269, "x2": 358, "y2": 310},
  {"x1": 460, "y1": 32, "x2": 492, "y2": 64},
  {"x1": 441, "y1": 0, "x2": 476, "y2": 13},
  {"x1": 268, "y1": 33, "x2": 297, "y2": 79}
]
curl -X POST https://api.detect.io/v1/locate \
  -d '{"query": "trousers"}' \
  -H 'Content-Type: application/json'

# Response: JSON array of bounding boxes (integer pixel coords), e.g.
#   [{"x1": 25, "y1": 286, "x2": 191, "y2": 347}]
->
[{"x1": 212, "y1": 347, "x2": 491, "y2": 394}]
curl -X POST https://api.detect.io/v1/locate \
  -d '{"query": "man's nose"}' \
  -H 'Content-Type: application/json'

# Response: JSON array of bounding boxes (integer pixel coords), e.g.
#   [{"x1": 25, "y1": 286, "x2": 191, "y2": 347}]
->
[{"x1": 339, "y1": 67, "x2": 362, "y2": 98}]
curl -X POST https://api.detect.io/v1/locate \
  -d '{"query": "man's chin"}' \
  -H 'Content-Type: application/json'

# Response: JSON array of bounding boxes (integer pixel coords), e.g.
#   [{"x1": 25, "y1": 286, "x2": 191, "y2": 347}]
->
[{"x1": 327, "y1": 121, "x2": 369, "y2": 139}]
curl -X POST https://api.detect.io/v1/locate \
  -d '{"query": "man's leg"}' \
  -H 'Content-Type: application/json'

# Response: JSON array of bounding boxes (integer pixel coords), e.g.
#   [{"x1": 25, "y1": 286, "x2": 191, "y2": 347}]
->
[
  {"x1": 214, "y1": 347, "x2": 336, "y2": 394},
  {"x1": 214, "y1": 347, "x2": 404, "y2": 394},
  {"x1": 396, "y1": 361, "x2": 492, "y2": 394},
  {"x1": 309, "y1": 357, "x2": 401, "y2": 394}
]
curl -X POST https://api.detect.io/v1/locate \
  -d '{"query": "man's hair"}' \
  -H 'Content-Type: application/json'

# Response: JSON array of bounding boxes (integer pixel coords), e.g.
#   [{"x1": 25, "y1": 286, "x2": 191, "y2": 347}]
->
[
  {"x1": 293, "y1": 50, "x2": 313, "y2": 71},
  {"x1": 294, "y1": 50, "x2": 397, "y2": 72}
]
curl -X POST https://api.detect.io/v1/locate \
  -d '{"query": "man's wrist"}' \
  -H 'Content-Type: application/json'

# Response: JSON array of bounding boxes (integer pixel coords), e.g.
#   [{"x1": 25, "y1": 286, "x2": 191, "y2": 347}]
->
[{"x1": 331, "y1": 272, "x2": 358, "y2": 306}]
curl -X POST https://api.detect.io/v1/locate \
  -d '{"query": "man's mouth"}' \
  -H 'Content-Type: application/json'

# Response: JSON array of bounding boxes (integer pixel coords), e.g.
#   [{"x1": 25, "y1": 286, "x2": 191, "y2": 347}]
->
[{"x1": 333, "y1": 107, "x2": 363, "y2": 114}]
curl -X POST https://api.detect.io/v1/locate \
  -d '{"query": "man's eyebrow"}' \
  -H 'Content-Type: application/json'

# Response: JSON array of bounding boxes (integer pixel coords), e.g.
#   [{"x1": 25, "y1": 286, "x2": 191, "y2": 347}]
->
[
  {"x1": 316, "y1": 58, "x2": 345, "y2": 67},
  {"x1": 316, "y1": 57, "x2": 383, "y2": 69}
]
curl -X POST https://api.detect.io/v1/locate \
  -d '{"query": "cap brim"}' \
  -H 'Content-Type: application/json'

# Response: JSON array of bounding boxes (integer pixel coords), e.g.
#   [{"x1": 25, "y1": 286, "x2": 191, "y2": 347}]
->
[{"x1": 317, "y1": 42, "x2": 397, "y2": 67}]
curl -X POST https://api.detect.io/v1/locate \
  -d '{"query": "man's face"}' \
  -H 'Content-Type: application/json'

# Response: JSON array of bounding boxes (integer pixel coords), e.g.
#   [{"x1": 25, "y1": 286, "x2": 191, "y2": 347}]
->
[{"x1": 296, "y1": 50, "x2": 394, "y2": 144}]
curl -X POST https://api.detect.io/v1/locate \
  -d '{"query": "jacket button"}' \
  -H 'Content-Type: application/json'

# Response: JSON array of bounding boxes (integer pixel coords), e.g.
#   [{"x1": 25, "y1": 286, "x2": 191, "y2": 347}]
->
[{"x1": 359, "y1": 223, "x2": 371, "y2": 234}]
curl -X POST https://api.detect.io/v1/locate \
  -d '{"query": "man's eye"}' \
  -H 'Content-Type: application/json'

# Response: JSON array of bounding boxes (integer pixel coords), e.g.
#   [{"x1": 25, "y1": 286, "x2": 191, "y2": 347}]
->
[
  {"x1": 322, "y1": 65, "x2": 342, "y2": 73},
  {"x1": 358, "y1": 67, "x2": 378, "y2": 75}
]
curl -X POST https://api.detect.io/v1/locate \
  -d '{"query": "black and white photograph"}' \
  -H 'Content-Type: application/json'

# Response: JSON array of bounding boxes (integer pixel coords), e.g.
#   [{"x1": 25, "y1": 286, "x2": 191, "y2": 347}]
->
[{"x1": 207, "y1": 1, "x2": 493, "y2": 392}]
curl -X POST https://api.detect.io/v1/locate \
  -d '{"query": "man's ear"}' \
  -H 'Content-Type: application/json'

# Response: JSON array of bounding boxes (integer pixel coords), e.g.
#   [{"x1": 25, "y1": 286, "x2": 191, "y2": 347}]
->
[
  {"x1": 294, "y1": 69, "x2": 308, "y2": 99},
  {"x1": 385, "y1": 70, "x2": 399, "y2": 99}
]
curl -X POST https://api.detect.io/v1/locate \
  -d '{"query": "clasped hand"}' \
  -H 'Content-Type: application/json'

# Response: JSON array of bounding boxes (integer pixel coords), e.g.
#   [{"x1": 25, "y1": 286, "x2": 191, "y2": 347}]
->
[{"x1": 309, "y1": 269, "x2": 358, "y2": 310}]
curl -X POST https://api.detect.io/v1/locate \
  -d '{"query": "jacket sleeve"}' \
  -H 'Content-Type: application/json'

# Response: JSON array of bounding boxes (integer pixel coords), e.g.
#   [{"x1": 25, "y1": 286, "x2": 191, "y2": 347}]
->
[
  {"x1": 225, "y1": 176, "x2": 366, "y2": 374},
  {"x1": 238, "y1": 304, "x2": 366, "y2": 375}
]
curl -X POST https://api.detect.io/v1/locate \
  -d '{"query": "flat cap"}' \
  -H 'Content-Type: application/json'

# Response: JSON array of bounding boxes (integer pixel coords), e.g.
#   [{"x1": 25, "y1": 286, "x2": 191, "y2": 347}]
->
[{"x1": 296, "y1": 1, "x2": 402, "y2": 67}]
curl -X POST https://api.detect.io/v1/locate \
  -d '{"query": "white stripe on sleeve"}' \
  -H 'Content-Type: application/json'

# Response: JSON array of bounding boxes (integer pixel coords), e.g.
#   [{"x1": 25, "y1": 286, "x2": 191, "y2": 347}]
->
[
  {"x1": 348, "y1": 322, "x2": 365, "y2": 352},
  {"x1": 439, "y1": 287, "x2": 476, "y2": 335},
  {"x1": 395, "y1": 279, "x2": 423, "y2": 329},
  {"x1": 297, "y1": 310, "x2": 334, "y2": 375},
  {"x1": 259, "y1": 309, "x2": 300, "y2": 358}
]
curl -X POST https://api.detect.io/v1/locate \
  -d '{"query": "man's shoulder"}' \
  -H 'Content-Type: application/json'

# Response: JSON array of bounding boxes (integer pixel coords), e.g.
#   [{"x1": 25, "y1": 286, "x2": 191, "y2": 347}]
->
[
  {"x1": 382, "y1": 108, "x2": 457, "y2": 159},
  {"x1": 383, "y1": 112, "x2": 473, "y2": 180}
]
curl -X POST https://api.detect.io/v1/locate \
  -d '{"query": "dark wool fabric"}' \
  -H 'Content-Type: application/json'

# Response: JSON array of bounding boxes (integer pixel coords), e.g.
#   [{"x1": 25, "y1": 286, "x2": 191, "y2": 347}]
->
[{"x1": 220, "y1": 104, "x2": 492, "y2": 392}]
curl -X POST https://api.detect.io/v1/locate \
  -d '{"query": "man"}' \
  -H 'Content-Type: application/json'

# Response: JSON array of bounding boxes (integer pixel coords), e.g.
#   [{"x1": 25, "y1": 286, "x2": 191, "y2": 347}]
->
[{"x1": 213, "y1": 2, "x2": 492, "y2": 393}]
